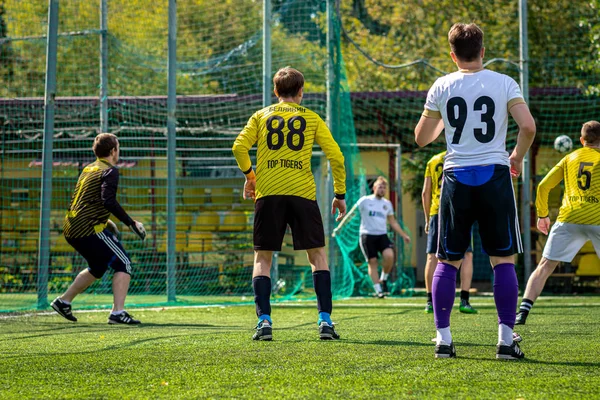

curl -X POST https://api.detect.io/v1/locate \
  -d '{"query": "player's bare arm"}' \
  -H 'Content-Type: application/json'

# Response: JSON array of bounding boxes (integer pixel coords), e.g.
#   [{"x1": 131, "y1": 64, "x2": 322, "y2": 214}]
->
[
  {"x1": 387, "y1": 215, "x2": 411, "y2": 243},
  {"x1": 332, "y1": 202, "x2": 358, "y2": 236},
  {"x1": 422, "y1": 176, "x2": 432, "y2": 233},
  {"x1": 414, "y1": 116, "x2": 444, "y2": 147},
  {"x1": 508, "y1": 103, "x2": 536, "y2": 177}
]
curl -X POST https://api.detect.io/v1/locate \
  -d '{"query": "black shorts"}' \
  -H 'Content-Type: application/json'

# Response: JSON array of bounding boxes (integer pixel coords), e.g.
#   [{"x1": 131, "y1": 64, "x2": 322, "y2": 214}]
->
[
  {"x1": 427, "y1": 215, "x2": 473, "y2": 254},
  {"x1": 437, "y1": 165, "x2": 522, "y2": 261},
  {"x1": 254, "y1": 195, "x2": 325, "y2": 251},
  {"x1": 66, "y1": 229, "x2": 132, "y2": 278},
  {"x1": 360, "y1": 234, "x2": 394, "y2": 260}
]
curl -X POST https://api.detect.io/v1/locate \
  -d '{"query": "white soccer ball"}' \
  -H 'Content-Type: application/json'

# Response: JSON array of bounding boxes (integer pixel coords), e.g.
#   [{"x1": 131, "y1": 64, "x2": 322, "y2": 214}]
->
[{"x1": 554, "y1": 135, "x2": 573, "y2": 153}]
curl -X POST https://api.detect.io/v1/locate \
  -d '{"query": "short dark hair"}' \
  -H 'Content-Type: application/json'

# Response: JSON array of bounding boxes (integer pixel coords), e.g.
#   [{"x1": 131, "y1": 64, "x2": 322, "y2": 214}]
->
[
  {"x1": 273, "y1": 67, "x2": 304, "y2": 98},
  {"x1": 448, "y1": 23, "x2": 484, "y2": 62},
  {"x1": 582, "y1": 121, "x2": 600, "y2": 145},
  {"x1": 93, "y1": 133, "x2": 119, "y2": 158}
]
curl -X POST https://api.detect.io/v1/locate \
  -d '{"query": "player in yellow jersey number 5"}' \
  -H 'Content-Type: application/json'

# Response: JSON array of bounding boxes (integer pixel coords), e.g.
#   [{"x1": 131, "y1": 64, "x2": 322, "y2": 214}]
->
[
  {"x1": 232, "y1": 67, "x2": 347, "y2": 341},
  {"x1": 516, "y1": 121, "x2": 600, "y2": 325}
]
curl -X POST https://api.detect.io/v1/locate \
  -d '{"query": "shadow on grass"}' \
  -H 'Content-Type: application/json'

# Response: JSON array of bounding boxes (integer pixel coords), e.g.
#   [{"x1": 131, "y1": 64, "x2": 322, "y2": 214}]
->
[{"x1": 458, "y1": 355, "x2": 600, "y2": 367}]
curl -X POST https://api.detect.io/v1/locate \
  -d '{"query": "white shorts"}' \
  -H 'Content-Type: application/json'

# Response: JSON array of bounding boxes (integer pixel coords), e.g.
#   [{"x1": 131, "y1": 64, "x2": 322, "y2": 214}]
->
[{"x1": 543, "y1": 222, "x2": 600, "y2": 262}]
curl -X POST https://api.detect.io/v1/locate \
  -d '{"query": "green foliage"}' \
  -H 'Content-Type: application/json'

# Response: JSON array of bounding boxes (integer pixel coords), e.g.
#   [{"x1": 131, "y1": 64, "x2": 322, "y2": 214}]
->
[{"x1": 1, "y1": 297, "x2": 600, "y2": 398}]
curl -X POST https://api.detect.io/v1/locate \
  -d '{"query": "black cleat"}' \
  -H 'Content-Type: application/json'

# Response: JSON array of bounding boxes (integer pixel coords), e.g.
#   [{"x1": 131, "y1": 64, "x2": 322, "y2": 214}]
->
[
  {"x1": 319, "y1": 322, "x2": 340, "y2": 340},
  {"x1": 515, "y1": 311, "x2": 528, "y2": 325},
  {"x1": 435, "y1": 341, "x2": 456, "y2": 358},
  {"x1": 108, "y1": 311, "x2": 141, "y2": 325},
  {"x1": 381, "y1": 280, "x2": 389, "y2": 295},
  {"x1": 497, "y1": 340, "x2": 525, "y2": 360},
  {"x1": 376, "y1": 292, "x2": 386, "y2": 299},
  {"x1": 51, "y1": 297, "x2": 77, "y2": 322},
  {"x1": 252, "y1": 320, "x2": 272, "y2": 341}
]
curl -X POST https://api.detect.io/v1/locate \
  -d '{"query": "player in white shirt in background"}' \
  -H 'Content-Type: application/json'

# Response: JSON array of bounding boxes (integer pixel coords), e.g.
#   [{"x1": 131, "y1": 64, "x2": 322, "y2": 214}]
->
[{"x1": 333, "y1": 177, "x2": 411, "y2": 297}]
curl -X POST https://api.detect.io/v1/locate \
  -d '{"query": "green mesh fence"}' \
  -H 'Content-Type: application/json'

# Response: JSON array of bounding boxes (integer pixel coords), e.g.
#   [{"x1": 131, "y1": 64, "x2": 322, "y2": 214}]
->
[{"x1": 1, "y1": 0, "x2": 599, "y2": 313}]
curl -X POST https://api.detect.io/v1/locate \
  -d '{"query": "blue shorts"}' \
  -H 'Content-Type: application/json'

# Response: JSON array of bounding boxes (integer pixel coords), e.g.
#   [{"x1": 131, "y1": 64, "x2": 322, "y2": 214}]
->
[
  {"x1": 65, "y1": 229, "x2": 132, "y2": 278},
  {"x1": 427, "y1": 215, "x2": 472, "y2": 255},
  {"x1": 437, "y1": 165, "x2": 522, "y2": 261}
]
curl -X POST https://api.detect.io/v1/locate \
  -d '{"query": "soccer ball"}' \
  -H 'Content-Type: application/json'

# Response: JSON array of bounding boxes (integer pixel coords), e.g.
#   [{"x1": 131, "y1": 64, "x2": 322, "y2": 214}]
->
[{"x1": 554, "y1": 135, "x2": 573, "y2": 153}]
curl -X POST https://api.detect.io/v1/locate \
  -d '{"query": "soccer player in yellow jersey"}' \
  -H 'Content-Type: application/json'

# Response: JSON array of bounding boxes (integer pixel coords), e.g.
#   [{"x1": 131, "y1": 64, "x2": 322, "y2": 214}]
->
[
  {"x1": 422, "y1": 150, "x2": 477, "y2": 314},
  {"x1": 232, "y1": 67, "x2": 347, "y2": 341},
  {"x1": 51, "y1": 133, "x2": 146, "y2": 324},
  {"x1": 516, "y1": 121, "x2": 600, "y2": 325}
]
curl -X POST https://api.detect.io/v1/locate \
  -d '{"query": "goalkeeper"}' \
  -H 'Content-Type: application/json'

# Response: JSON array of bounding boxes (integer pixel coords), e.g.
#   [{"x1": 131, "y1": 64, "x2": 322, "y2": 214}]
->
[{"x1": 51, "y1": 133, "x2": 146, "y2": 325}]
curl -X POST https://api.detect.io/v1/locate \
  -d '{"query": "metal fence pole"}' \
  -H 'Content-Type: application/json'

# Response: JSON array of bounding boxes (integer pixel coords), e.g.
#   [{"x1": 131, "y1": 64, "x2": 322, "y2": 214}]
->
[
  {"x1": 37, "y1": 0, "x2": 59, "y2": 309},
  {"x1": 99, "y1": 0, "x2": 108, "y2": 133},
  {"x1": 519, "y1": 0, "x2": 532, "y2": 281},
  {"x1": 326, "y1": 0, "x2": 339, "y2": 278},
  {"x1": 166, "y1": 0, "x2": 177, "y2": 302},
  {"x1": 262, "y1": 0, "x2": 271, "y2": 108},
  {"x1": 395, "y1": 145, "x2": 403, "y2": 269}
]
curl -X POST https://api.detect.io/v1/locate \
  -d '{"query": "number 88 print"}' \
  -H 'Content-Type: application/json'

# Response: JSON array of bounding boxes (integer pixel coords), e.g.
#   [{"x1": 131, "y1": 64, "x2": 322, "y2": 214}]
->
[{"x1": 266, "y1": 115, "x2": 307, "y2": 151}]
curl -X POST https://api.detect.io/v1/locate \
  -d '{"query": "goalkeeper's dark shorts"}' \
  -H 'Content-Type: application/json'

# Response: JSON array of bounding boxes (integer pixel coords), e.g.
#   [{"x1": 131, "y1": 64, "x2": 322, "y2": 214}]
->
[
  {"x1": 254, "y1": 195, "x2": 325, "y2": 251},
  {"x1": 65, "y1": 229, "x2": 132, "y2": 278}
]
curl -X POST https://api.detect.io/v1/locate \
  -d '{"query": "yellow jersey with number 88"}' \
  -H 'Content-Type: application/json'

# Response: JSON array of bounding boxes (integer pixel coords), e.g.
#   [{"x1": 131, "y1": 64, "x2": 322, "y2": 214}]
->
[{"x1": 233, "y1": 102, "x2": 346, "y2": 201}]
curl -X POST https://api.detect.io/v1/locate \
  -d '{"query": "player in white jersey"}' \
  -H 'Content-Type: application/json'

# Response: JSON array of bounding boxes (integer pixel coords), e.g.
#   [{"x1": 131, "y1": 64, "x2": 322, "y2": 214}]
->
[
  {"x1": 333, "y1": 177, "x2": 411, "y2": 297},
  {"x1": 414, "y1": 23, "x2": 536, "y2": 360}
]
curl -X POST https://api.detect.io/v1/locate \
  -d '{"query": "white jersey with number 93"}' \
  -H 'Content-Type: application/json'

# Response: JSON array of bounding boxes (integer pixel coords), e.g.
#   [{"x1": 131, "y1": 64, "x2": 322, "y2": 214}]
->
[{"x1": 424, "y1": 69, "x2": 524, "y2": 170}]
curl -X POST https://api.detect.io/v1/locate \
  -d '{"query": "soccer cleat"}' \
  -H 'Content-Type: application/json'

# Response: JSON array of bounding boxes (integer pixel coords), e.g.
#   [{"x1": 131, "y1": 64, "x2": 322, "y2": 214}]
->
[
  {"x1": 425, "y1": 301, "x2": 433, "y2": 314},
  {"x1": 496, "y1": 340, "x2": 525, "y2": 360},
  {"x1": 435, "y1": 341, "x2": 456, "y2": 358},
  {"x1": 319, "y1": 321, "x2": 340, "y2": 340},
  {"x1": 515, "y1": 310, "x2": 528, "y2": 325},
  {"x1": 381, "y1": 280, "x2": 389, "y2": 295},
  {"x1": 252, "y1": 320, "x2": 272, "y2": 341},
  {"x1": 108, "y1": 311, "x2": 141, "y2": 325},
  {"x1": 51, "y1": 297, "x2": 77, "y2": 322},
  {"x1": 376, "y1": 292, "x2": 386, "y2": 299},
  {"x1": 512, "y1": 332, "x2": 523, "y2": 343},
  {"x1": 459, "y1": 300, "x2": 478, "y2": 314}
]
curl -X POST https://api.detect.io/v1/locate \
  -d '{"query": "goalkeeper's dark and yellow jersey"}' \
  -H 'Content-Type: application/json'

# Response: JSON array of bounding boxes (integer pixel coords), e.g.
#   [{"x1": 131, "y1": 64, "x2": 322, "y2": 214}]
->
[
  {"x1": 424, "y1": 151, "x2": 446, "y2": 216},
  {"x1": 232, "y1": 101, "x2": 346, "y2": 200},
  {"x1": 63, "y1": 159, "x2": 134, "y2": 238},
  {"x1": 536, "y1": 146, "x2": 600, "y2": 225}
]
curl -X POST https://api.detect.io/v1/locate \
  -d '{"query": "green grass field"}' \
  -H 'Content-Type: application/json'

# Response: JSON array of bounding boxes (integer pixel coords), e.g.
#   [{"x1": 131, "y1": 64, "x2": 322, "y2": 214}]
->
[{"x1": 2, "y1": 297, "x2": 600, "y2": 399}]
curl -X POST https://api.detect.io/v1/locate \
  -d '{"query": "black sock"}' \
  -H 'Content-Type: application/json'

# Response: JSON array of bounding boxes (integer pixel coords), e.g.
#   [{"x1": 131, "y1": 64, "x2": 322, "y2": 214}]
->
[
  {"x1": 252, "y1": 276, "x2": 271, "y2": 318},
  {"x1": 313, "y1": 270, "x2": 332, "y2": 314},
  {"x1": 460, "y1": 290, "x2": 469, "y2": 302},
  {"x1": 519, "y1": 298, "x2": 534, "y2": 313},
  {"x1": 427, "y1": 292, "x2": 433, "y2": 303}
]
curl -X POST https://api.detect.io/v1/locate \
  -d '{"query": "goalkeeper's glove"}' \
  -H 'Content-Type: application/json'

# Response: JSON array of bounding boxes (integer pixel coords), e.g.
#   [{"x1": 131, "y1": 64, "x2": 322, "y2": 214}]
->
[{"x1": 130, "y1": 220, "x2": 146, "y2": 241}]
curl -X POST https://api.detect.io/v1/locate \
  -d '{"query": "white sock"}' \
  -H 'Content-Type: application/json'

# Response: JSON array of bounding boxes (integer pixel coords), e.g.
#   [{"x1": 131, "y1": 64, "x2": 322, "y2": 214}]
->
[
  {"x1": 111, "y1": 310, "x2": 125, "y2": 316},
  {"x1": 498, "y1": 323, "x2": 513, "y2": 345},
  {"x1": 373, "y1": 283, "x2": 382, "y2": 294},
  {"x1": 60, "y1": 299, "x2": 71, "y2": 305},
  {"x1": 380, "y1": 272, "x2": 389, "y2": 281},
  {"x1": 436, "y1": 327, "x2": 452, "y2": 345}
]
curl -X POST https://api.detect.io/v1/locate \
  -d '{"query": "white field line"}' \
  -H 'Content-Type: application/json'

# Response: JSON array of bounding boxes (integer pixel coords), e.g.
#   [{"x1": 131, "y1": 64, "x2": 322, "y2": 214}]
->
[{"x1": 1, "y1": 297, "x2": 598, "y2": 320}]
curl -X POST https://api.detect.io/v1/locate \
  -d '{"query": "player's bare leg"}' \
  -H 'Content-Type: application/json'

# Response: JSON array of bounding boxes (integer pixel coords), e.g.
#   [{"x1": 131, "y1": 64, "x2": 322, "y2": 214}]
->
[
  {"x1": 490, "y1": 255, "x2": 524, "y2": 359},
  {"x1": 306, "y1": 247, "x2": 339, "y2": 339},
  {"x1": 112, "y1": 271, "x2": 131, "y2": 312},
  {"x1": 252, "y1": 250, "x2": 273, "y2": 340},
  {"x1": 424, "y1": 253, "x2": 437, "y2": 313},
  {"x1": 60, "y1": 269, "x2": 97, "y2": 303},
  {"x1": 51, "y1": 269, "x2": 97, "y2": 322},
  {"x1": 516, "y1": 257, "x2": 560, "y2": 325},
  {"x1": 459, "y1": 252, "x2": 477, "y2": 314},
  {"x1": 107, "y1": 272, "x2": 140, "y2": 325},
  {"x1": 380, "y1": 248, "x2": 394, "y2": 294},
  {"x1": 367, "y1": 257, "x2": 384, "y2": 297},
  {"x1": 433, "y1": 258, "x2": 461, "y2": 358}
]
